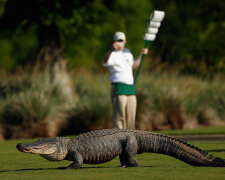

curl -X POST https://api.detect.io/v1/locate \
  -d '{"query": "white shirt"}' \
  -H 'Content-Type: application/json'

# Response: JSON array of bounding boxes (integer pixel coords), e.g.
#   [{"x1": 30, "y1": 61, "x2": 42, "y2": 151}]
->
[{"x1": 104, "y1": 48, "x2": 135, "y2": 85}]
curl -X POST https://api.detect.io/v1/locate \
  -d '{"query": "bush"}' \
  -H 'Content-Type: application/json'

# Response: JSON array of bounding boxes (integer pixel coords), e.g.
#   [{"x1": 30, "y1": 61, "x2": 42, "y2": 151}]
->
[
  {"x1": 0, "y1": 60, "x2": 75, "y2": 139},
  {"x1": 135, "y1": 72, "x2": 225, "y2": 130},
  {"x1": 1, "y1": 66, "x2": 225, "y2": 140},
  {"x1": 62, "y1": 70, "x2": 112, "y2": 135}
]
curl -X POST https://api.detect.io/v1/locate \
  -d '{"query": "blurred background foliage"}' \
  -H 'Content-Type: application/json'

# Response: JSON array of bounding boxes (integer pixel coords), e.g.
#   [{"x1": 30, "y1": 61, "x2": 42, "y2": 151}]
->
[
  {"x1": 0, "y1": 0, "x2": 224, "y2": 74},
  {"x1": 0, "y1": 0, "x2": 225, "y2": 139}
]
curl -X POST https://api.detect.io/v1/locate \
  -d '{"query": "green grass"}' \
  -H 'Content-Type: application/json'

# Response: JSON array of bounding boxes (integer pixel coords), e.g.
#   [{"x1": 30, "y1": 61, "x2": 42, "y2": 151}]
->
[
  {"x1": 1, "y1": 139, "x2": 225, "y2": 180},
  {"x1": 157, "y1": 126, "x2": 225, "y2": 135}
]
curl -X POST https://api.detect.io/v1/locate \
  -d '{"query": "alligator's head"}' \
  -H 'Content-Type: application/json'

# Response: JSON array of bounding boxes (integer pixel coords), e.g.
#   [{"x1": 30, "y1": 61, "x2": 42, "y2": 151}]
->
[{"x1": 16, "y1": 137, "x2": 70, "y2": 161}]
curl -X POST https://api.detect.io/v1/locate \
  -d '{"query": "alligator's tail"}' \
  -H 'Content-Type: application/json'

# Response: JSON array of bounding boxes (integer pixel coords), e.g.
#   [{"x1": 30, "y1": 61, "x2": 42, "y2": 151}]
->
[{"x1": 137, "y1": 132, "x2": 225, "y2": 167}]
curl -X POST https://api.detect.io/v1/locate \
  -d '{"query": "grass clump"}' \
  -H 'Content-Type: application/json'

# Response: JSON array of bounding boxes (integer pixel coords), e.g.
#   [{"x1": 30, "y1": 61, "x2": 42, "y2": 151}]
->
[
  {"x1": 63, "y1": 70, "x2": 112, "y2": 135},
  {"x1": 0, "y1": 60, "x2": 76, "y2": 139},
  {"x1": 135, "y1": 72, "x2": 225, "y2": 130},
  {"x1": 1, "y1": 65, "x2": 225, "y2": 139},
  {"x1": 67, "y1": 71, "x2": 225, "y2": 133}
]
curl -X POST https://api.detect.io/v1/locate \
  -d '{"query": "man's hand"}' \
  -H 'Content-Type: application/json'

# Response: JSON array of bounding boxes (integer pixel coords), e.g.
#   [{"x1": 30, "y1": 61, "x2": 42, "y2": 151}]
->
[
  {"x1": 141, "y1": 48, "x2": 148, "y2": 55},
  {"x1": 113, "y1": 41, "x2": 119, "y2": 50},
  {"x1": 113, "y1": 40, "x2": 125, "y2": 50}
]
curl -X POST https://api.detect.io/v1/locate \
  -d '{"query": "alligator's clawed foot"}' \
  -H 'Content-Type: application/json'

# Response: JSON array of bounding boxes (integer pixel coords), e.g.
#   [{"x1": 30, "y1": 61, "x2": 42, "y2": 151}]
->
[
  {"x1": 120, "y1": 165, "x2": 127, "y2": 168},
  {"x1": 66, "y1": 162, "x2": 82, "y2": 170}
]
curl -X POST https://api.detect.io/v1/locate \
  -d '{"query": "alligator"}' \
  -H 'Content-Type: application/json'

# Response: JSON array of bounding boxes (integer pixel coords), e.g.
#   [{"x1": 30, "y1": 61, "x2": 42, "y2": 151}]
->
[{"x1": 16, "y1": 129, "x2": 225, "y2": 169}]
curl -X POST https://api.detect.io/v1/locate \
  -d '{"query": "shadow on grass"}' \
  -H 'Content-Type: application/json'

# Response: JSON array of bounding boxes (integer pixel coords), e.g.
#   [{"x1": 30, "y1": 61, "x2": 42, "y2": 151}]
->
[
  {"x1": 0, "y1": 165, "x2": 154, "y2": 173},
  {"x1": 0, "y1": 166, "x2": 114, "y2": 173},
  {"x1": 0, "y1": 167, "x2": 67, "y2": 173},
  {"x1": 208, "y1": 149, "x2": 225, "y2": 153}
]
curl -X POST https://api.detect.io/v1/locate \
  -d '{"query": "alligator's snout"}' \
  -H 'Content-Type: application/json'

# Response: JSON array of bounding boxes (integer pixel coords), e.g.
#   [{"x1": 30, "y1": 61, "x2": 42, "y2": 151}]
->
[
  {"x1": 16, "y1": 143, "x2": 34, "y2": 153},
  {"x1": 16, "y1": 143, "x2": 30, "y2": 152},
  {"x1": 16, "y1": 143, "x2": 23, "y2": 151}
]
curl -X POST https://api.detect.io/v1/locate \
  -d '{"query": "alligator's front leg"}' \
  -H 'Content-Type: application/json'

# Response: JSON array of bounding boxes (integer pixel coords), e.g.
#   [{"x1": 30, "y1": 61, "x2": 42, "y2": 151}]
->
[{"x1": 66, "y1": 151, "x2": 83, "y2": 169}]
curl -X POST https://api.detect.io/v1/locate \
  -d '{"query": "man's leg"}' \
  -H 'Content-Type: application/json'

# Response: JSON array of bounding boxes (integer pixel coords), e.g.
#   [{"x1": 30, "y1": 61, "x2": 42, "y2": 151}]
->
[
  {"x1": 126, "y1": 95, "x2": 137, "y2": 129},
  {"x1": 112, "y1": 95, "x2": 127, "y2": 129}
]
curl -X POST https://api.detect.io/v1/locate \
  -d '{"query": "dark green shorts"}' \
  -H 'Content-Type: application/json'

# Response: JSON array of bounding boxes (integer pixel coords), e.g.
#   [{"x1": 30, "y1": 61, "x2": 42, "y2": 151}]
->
[{"x1": 114, "y1": 83, "x2": 135, "y2": 95}]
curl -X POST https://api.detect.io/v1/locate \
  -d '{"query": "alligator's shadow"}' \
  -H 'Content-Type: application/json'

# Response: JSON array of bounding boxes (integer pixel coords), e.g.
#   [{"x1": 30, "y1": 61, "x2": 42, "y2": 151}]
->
[
  {"x1": 208, "y1": 149, "x2": 225, "y2": 153},
  {"x1": 0, "y1": 165, "x2": 154, "y2": 173},
  {"x1": 0, "y1": 167, "x2": 66, "y2": 173}
]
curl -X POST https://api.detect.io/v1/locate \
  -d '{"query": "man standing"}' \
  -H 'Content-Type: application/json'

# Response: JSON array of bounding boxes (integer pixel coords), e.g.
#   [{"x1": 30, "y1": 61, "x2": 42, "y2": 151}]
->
[{"x1": 103, "y1": 32, "x2": 148, "y2": 129}]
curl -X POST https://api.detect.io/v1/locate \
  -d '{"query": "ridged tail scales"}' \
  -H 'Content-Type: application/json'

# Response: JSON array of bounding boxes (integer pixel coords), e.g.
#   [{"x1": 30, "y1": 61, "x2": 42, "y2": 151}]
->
[{"x1": 137, "y1": 132, "x2": 225, "y2": 167}]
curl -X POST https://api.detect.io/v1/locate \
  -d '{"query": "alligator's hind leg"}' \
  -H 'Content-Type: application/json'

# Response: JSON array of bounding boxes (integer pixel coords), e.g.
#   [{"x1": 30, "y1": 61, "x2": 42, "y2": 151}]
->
[
  {"x1": 119, "y1": 135, "x2": 138, "y2": 167},
  {"x1": 66, "y1": 152, "x2": 83, "y2": 169},
  {"x1": 119, "y1": 152, "x2": 138, "y2": 167}
]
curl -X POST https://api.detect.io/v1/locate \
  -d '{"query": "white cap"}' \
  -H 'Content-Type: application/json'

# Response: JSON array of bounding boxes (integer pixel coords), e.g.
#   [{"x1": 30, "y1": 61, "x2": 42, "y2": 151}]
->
[{"x1": 114, "y1": 32, "x2": 126, "y2": 41}]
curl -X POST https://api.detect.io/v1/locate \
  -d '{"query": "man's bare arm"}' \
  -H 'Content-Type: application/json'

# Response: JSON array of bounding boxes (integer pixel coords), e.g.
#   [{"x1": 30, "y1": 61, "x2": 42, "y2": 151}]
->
[{"x1": 133, "y1": 48, "x2": 148, "y2": 69}]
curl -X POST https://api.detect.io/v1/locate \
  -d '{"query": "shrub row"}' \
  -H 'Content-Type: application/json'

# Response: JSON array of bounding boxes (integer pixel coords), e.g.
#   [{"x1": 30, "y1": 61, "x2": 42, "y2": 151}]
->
[{"x1": 0, "y1": 65, "x2": 224, "y2": 140}]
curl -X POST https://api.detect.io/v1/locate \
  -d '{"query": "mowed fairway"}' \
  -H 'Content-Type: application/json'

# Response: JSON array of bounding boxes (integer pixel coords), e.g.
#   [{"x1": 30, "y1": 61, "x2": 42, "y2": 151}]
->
[{"x1": 1, "y1": 139, "x2": 225, "y2": 180}]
